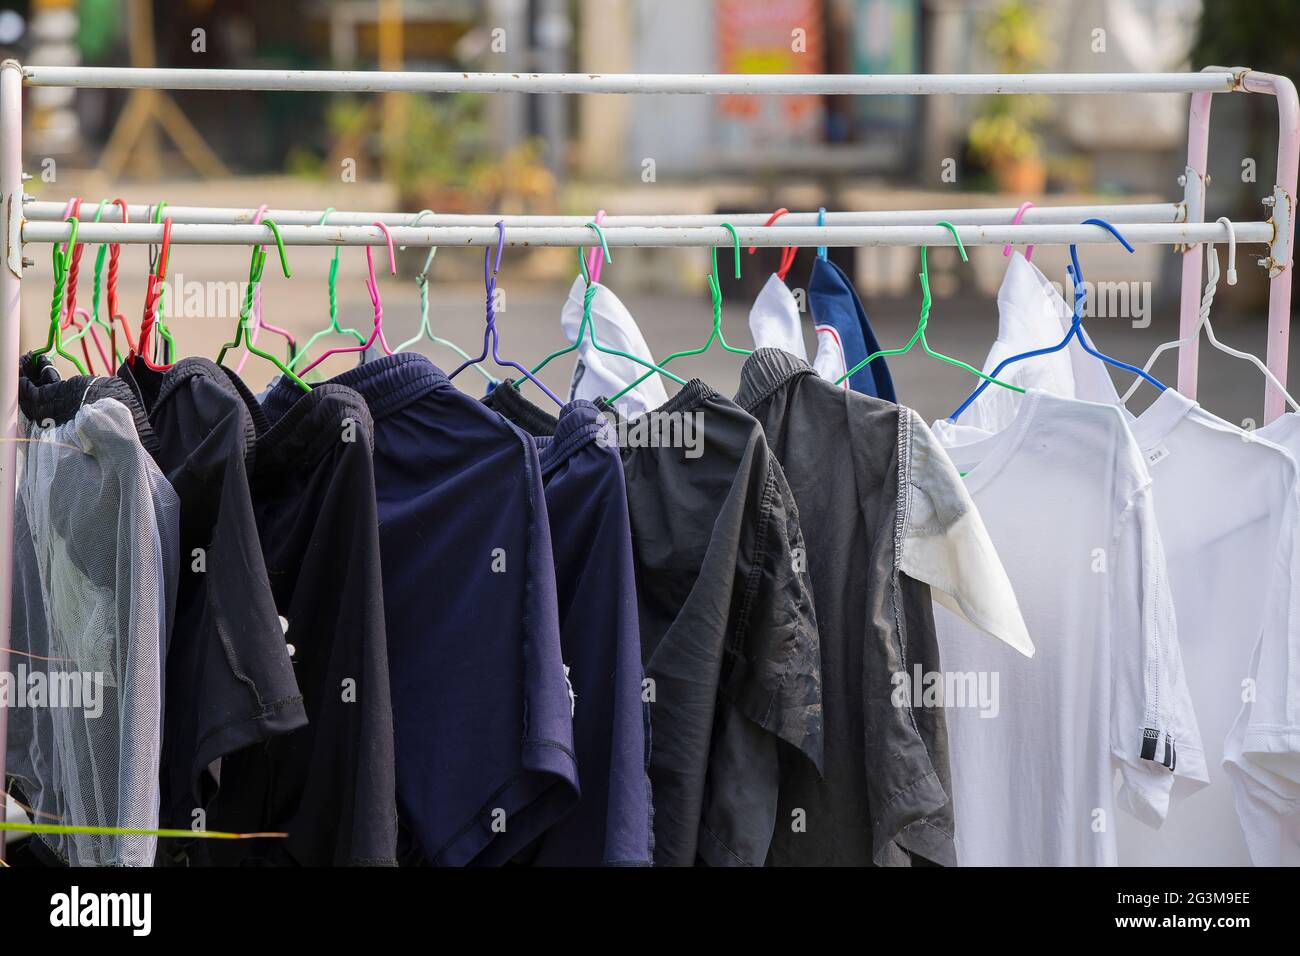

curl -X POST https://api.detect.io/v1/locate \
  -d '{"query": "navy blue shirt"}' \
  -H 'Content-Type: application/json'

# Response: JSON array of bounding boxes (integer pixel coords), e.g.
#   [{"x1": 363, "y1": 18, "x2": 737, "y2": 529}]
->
[
  {"x1": 808, "y1": 256, "x2": 896, "y2": 401},
  {"x1": 485, "y1": 385, "x2": 652, "y2": 865},
  {"x1": 263, "y1": 354, "x2": 578, "y2": 866}
]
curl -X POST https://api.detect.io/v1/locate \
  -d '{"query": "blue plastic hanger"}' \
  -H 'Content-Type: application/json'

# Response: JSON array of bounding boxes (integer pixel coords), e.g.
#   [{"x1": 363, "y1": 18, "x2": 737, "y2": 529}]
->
[{"x1": 948, "y1": 218, "x2": 1166, "y2": 421}]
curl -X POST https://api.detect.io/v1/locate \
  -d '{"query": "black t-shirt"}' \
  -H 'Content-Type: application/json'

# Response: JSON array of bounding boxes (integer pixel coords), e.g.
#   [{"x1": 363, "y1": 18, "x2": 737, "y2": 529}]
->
[
  {"x1": 118, "y1": 358, "x2": 307, "y2": 847},
  {"x1": 205, "y1": 381, "x2": 398, "y2": 866}
]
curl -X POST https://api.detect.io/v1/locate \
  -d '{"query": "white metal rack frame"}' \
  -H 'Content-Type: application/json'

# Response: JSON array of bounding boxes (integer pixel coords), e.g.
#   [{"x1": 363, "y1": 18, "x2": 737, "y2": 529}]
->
[{"x1": 0, "y1": 63, "x2": 1296, "y2": 851}]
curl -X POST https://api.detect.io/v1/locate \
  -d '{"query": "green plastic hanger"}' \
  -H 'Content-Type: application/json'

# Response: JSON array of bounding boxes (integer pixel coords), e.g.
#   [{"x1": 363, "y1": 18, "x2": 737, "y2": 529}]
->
[
  {"x1": 145, "y1": 201, "x2": 178, "y2": 363},
  {"x1": 606, "y1": 222, "x2": 749, "y2": 405},
  {"x1": 215, "y1": 220, "x2": 310, "y2": 393},
  {"x1": 33, "y1": 215, "x2": 88, "y2": 374},
  {"x1": 517, "y1": 222, "x2": 686, "y2": 394},
  {"x1": 288, "y1": 207, "x2": 368, "y2": 371},
  {"x1": 395, "y1": 209, "x2": 496, "y2": 384},
  {"x1": 833, "y1": 220, "x2": 1025, "y2": 394}
]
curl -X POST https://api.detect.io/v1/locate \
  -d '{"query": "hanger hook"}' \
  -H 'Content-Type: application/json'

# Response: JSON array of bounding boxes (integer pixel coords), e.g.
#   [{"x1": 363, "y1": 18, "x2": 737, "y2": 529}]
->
[
  {"x1": 260, "y1": 220, "x2": 292, "y2": 278},
  {"x1": 1003, "y1": 201, "x2": 1035, "y2": 260},
  {"x1": 407, "y1": 209, "x2": 438, "y2": 279},
  {"x1": 816, "y1": 206, "x2": 828, "y2": 259},
  {"x1": 722, "y1": 222, "x2": 740, "y2": 278},
  {"x1": 588, "y1": 208, "x2": 608, "y2": 283},
  {"x1": 1215, "y1": 216, "x2": 1238, "y2": 285},
  {"x1": 154, "y1": 218, "x2": 173, "y2": 281},
  {"x1": 1080, "y1": 218, "x2": 1136, "y2": 253},
  {"x1": 371, "y1": 221, "x2": 397, "y2": 275},
  {"x1": 486, "y1": 221, "x2": 506, "y2": 285},
  {"x1": 748, "y1": 207, "x2": 790, "y2": 256},
  {"x1": 936, "y1": 220, "x2": 968, "y2": 262},
  {"x1": 586, "y1": 220, "x2": 613, "y2": 272}
]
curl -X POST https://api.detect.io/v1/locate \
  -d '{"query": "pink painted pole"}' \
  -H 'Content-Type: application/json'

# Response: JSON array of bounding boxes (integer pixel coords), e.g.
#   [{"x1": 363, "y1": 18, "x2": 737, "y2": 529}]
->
[
  {"x1": 1177, "y1": 91, "x2": 1213, "y2": 401},
  {"x1": 1243, "y1": 72, "x2": 1300, "y2": 422}
]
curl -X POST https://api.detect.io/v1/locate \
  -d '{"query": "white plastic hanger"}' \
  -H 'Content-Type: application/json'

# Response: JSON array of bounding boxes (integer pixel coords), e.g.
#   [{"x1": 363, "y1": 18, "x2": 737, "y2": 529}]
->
[{"x1": 1121, "y1": 216, "x2": 1300, "y2": 411}]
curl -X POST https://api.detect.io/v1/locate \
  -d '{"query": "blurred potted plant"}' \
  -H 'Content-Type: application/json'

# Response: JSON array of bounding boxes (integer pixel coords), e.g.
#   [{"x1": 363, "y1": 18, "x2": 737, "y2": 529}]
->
[{"x1": 967, "y1": 0, "x2": 1051, "y2": 193}]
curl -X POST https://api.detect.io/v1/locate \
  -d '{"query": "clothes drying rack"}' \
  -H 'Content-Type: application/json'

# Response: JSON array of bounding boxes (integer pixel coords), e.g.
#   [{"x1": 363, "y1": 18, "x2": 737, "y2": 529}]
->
[{"x1": 0, "y1": 63, "x2": 1296, "y2": 852}]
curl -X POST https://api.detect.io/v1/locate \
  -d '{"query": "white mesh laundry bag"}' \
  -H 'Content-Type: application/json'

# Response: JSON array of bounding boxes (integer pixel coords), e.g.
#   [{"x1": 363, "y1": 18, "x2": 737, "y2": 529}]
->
[{"x1": 7, "y1": 396, "x2": 178, "y2": 866}]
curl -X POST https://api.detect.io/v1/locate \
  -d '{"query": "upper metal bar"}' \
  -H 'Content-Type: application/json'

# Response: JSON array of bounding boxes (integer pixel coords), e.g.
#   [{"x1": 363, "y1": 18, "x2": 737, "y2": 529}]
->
[
  {"x1": 21, "y1": 200, "x2": 1186, "y2": 228},
  {"x1": 19, "y1": 66, "x2": 1241, "y2": 95},
  {"x1": 19, "y1": 220, "x2": 1270, "y2": 248}
]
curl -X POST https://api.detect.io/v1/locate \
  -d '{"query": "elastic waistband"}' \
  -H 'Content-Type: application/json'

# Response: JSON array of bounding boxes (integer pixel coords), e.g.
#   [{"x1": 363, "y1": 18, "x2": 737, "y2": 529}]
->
[
  {"x1": 19, "y1": 352, "x2": 160, "y2": 456},
  {"x1": 537, "y1": 400, "x2": 617, "y2": 472},
  {"x1": 255, "y1": 383, "x2": 376, "y2": 474},
  {"x1": 263, "y1": 352, "x2": 450, "y2": 423},
  {"x1": 734, "y1": 347, "x2": 815, "y2": 411},
  {"x1": 483, "y1": 379, "x2": 559, "y2": 437}
]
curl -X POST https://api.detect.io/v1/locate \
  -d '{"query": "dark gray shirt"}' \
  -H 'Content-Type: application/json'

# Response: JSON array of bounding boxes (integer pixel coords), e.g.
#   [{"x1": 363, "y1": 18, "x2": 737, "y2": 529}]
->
[{"x1": 735, "y1": 348, "x2": 1029, "y2": 866}]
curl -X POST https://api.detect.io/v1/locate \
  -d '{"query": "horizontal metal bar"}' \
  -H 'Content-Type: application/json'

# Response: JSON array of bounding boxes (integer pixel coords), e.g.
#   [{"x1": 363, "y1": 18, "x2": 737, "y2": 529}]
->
[
  {"x1": 19, "y1": 221, "x2": 1272, "y2": 249},
  {"x1": 18, "y1": 66, "x2": 1240, "y2": 95},
  {"x1": 22, "y1": 200, "x2": 1186, "y2": 228}
]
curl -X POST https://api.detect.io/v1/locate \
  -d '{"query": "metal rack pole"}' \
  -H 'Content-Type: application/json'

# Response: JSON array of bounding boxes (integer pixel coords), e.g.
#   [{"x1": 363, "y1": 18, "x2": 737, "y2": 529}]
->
[
  {"x1": 18, "y1": 220, "x2": 1271, "y2": 249},
  {"x1": 21, "y1": 201, "x2": 1187, "y2": 229},
  {"x1": 0, "y1": 60, "x2": 22, "y2": 859}
]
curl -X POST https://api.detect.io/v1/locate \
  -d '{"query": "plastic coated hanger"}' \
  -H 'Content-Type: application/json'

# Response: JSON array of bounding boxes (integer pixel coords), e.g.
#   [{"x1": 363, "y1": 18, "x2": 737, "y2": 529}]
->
[
  {"x1": 214, "y1": 221, "x2": 310, "y2": 392},
  {"x1": 297, "y1": 222, "x2": 397, "y2": 376},
  {"x1": 1003, "y1": 200, "x2": 1036, "y2": 261},
  {"x1": 237, "y1": 204, "x2": 299, "y2": 373},
  {"x1": 517, "y1": 222, "x2": 686, "y2": 393},
  {"x1": 448, "y1": 222, "x2": 564, "y2": 406},
  {"x1": 130, "y1": 217, "x2": 175, "y2": 371},
  {"x1": 606, "y1": 222, "x2": 750, "y2": 405},
  {"x1": 394, "y1": 209, "x2": 496, "y2": 384},
  {"x1": 948, "y1": 218, "x2": 1162, "y2": 421},
  {"x1": 832, "y1": 221, "x2": 1025, "y2": 393},
  {"x1": 33, "y1": 215, "x2": 88, "y2": 374},
  {"x1": 289, "y1": 207, "x2": 368, "y2": 370},
  {"x1": 748, "y1": 207, "x2": 798, "y2": 281},
  {"x1": 63, "y1": 200, "x2": 120, "y2": 365},
  {"x1": 587, "y1": 208, "x2": 608, "y2": 284},
  {"x1": 1120, "y1": 217, "x2": 1299, "y2": 411}
]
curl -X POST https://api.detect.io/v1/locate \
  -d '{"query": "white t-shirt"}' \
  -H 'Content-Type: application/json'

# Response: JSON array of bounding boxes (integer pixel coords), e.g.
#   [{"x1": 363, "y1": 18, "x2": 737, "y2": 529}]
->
[
  {"x1": 956, "y1": 251, "x2": 1119, "y2": 431},
  {"x1": 933, "y1": 389, "x2": 1207, "y2": 866},
  {"x1": 560, "y1": 275, "x2": 668, "y2": 419},
  {"x1": 1108, "y1": 389, "x2": 1300, "y2": 866},
  {"x1": 746, "y1": 271, "x2": 853, "y2": 387},
  {"x1": 748, "y1": 273, "x2": 809, "y2": 363},
  {"x1": 963, "y1": 254, "x2": 1300, "y2": 865}
]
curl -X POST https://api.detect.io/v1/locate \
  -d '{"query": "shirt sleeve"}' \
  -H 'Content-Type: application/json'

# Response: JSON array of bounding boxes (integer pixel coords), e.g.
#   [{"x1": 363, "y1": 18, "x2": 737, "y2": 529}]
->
[
  {"x1": 899, "y1": 410, "x2": 1034, "y2": 657},
  {"x1": 701, "y1": 451, "x2": 823, "y2": 867},
  {"x1": 1239, "y1": 476, "x2": 1300, "y2": 784},
  {"x1": 1110, "y1": 470, "x2": 1208, "y2": 828},
  {"x1": 1222, "y1": 467, "x2": 1300, "y2": 864}
]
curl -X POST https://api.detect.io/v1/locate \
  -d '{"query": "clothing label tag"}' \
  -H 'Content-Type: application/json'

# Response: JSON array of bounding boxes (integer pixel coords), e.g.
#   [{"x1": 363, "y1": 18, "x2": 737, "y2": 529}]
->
[{"x1": 1145, "y1": 443, "x2": 1170, "y2": 467}]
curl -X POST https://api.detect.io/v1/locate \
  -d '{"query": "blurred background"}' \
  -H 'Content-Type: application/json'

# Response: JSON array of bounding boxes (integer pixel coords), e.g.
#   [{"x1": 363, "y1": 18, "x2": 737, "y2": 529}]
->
[{"x1": 2, "y1": 0, "x2": 1298, "y2": 424}]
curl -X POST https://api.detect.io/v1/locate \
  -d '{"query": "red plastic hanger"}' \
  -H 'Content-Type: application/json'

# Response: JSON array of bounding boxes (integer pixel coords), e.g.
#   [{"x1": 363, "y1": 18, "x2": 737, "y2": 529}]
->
[
  {"x1": 747, "y1": 207, "x2": 798, "y2": 281},
  {"x1": 130, "y1": 217, "x2": 174, "y2": 371}
]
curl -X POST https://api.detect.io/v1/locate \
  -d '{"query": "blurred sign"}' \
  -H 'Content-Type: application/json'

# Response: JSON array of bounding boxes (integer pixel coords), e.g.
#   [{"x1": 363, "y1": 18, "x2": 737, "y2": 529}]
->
[
  {"x1": 851, "y1": 0, "x2": 919, "y2": 131},
  {"x1": 715, "y1": 0, "x2": 824, "y2": 143}
]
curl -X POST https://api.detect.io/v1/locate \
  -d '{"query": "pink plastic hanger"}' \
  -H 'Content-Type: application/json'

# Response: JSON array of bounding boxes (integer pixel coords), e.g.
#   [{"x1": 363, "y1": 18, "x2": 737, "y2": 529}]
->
[
  {"x1": 1002, "y1": 201, "x2": 1035, "y2": 261},
  {"x1": 586, "y1": 208, "x2": 607, "y2": 283},
  {"x1": 236, "y1": 205, "x2": 298, "y2": 374},
  {"x1": 297, "y1": 222, "x2": 397, "y2": 376}
]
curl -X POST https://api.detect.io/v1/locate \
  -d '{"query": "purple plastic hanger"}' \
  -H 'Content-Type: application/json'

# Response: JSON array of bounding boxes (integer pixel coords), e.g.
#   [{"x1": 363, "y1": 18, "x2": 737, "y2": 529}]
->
[
  {"x1": 297, "y1": 221, "x2": 396, "y2": 376},
  {"x1": 449, "y1": 222, "x2": 562, "y2": 405}
]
